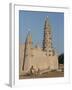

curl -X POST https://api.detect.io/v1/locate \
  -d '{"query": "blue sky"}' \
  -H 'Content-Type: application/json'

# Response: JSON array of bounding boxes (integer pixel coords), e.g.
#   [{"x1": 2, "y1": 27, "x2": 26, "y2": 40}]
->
[{"x1": 19, "y1": 10, "x2": 64, "y2": 55}]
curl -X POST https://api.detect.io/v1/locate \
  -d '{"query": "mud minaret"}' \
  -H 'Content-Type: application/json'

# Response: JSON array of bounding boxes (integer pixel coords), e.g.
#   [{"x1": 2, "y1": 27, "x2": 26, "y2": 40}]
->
[
  {"x1": 22, "y1": 32, "x2": 32, "y2": 72},
  {"x1": 43, "y1": 16, "x2": 58, "y2": 70},
  {"x1": 43, "y1": 16, "x2": 52, "y2": 51}
]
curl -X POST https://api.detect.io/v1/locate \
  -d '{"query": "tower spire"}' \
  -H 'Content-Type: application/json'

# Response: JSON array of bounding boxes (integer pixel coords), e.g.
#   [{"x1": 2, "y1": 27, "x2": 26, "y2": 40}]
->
[
  {"x1": 43, "y1": 16, "x2": 52, "y2": 51},
  {"x1": 22, "y1": 31, "x2": 32, "y2": 71},
  {"x1": 25, "y1": 31, "x2": 32, "y2": 46}
]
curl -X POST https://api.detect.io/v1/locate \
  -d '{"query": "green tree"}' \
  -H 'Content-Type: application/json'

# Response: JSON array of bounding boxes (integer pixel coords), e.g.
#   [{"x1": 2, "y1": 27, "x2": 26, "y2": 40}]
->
[{"x1": 58, "y1": 53, "x2": 64, "y2": 64}]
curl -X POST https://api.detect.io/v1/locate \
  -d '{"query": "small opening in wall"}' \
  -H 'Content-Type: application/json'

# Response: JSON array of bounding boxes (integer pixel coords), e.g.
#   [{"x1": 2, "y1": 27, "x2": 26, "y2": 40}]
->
[
  {"x1": 26, "y1": 55, "x2": 28, "y2": 56},
  {"x1": 49, "y1": 54, "x2": 51, "y2": 56},
  {"x1": 31, "y1": 54, "x2": 34, "y2": 57},
  {"x1": 49, "y1": 50, "x2": 51, "y2": 52},
  {"x1": 49, "y1": 38, "x2": 52, "y2": 40}
]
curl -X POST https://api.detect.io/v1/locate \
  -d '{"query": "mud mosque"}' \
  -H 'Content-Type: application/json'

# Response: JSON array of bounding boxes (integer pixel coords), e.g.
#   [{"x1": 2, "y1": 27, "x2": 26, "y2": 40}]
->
[{"x1": 19, "y1": 16, "x2": 58, "y2": 76}]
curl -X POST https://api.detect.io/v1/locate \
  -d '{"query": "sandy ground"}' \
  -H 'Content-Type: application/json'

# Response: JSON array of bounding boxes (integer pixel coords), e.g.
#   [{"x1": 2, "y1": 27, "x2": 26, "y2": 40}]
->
[{"x1": 19, "y1": 71, "x2": 64, "y2": 79}]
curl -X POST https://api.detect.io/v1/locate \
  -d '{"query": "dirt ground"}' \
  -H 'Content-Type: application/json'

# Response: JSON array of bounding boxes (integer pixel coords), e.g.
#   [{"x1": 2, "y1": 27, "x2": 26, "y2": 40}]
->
[{"x1": 19, "y1": 71, "x2": 64, "y2": 79}]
